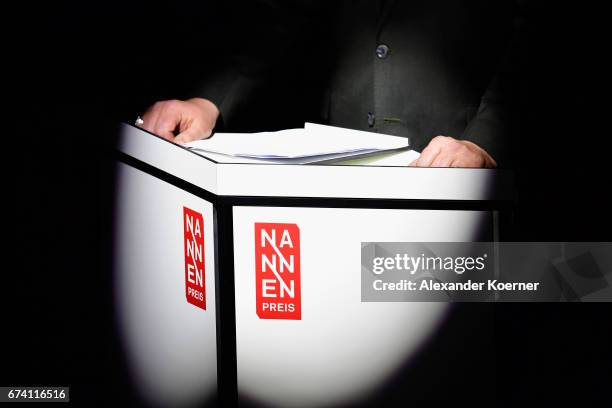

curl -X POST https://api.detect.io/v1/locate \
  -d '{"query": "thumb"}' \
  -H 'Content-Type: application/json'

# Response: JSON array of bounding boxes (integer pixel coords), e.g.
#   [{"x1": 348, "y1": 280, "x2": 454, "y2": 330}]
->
[{"x1": 174, "y1": 126, "x2": 212, "y2": 144}]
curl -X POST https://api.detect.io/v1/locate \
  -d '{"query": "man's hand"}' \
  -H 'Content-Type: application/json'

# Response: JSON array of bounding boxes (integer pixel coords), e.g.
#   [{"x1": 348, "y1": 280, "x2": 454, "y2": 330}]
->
[
  {"x1": 138, "y1": 98, "x2": 220, "y2": 143},
  {"x1": 410, "y1": 136, "x2": 497, "y2": 168}
]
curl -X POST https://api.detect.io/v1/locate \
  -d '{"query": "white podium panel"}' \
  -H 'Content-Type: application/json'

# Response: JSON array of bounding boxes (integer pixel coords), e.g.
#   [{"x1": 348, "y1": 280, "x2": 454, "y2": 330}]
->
[
  {"x1": 232, "y1": 206, "x2": 490, "y2": 407},
  {"x1": 113, "y1": 162, "x2": 218, "y2": 407}
]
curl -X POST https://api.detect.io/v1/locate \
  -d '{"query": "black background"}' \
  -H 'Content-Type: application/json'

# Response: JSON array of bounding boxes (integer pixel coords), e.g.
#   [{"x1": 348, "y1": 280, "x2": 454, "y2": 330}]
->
[{"x1": 4, "y1": 1, "x2": 612, "y2": 406}]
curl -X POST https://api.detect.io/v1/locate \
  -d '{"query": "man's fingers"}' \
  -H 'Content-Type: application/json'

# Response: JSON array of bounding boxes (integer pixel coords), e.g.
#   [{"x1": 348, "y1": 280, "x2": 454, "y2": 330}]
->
[
  {"x1": 139, "y1": 98, "x2": 220, "y2": 144},
  {"x1": 411, "y1": 136, "x2": 496, "y2": 168},
  {"x1": 412, "y1": 144, "x2": 441, "y2": 167},
  {"x1": 174, "y1": 127, "x2": 211, "y2": 144},
  {"x1": 139, "y1": 101, "x2": 182, "y2": 141},
  {"x1": 431, "y1": 154, "x2": 454, "y2": 167},
  {"x1": 140, "y1": 108, "x2": 160, "y2": 133},
  {"x1": 153, "y1": 105, "x2": 182, "y2": 141},
  {"x1": 140, "y1": 106, "x2": 175, "y2": 140},
  {"x1": 153, "y1": 117, "x2": 180, "y2": 141},
  {"x1": 156, "y1": 129, "x2": 176, "y2": 140}
]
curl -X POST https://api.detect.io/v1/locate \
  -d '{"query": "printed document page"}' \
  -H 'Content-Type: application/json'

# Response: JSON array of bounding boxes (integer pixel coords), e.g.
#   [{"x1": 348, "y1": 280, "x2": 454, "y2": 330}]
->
[{"x1": 184, "y1": 123, "x2": 409, "y2": 162}]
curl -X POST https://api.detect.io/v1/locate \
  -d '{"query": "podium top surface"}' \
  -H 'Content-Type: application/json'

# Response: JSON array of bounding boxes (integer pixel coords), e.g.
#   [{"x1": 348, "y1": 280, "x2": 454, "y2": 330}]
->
[{"x1": 117, "y1": 123, "x2": 514, "y2": 202}]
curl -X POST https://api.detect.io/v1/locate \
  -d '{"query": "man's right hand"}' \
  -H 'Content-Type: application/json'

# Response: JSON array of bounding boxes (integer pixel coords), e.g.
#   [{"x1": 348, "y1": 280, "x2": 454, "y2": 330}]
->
[{"x1": 139, "y1": 98, "x2": 220, "y2": 143}]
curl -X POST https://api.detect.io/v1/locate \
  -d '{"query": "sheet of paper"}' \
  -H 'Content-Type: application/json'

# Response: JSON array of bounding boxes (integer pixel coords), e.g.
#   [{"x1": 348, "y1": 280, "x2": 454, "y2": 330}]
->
[
  {"x1": 190, "y1": 148, "x2": 408, "y2": 165},
  {"x1": 184, "y1": 123, "x2": 409, "y2": 160},
  {"x1": 332, "y1": 149, "x2": 421, "y2": 166}
]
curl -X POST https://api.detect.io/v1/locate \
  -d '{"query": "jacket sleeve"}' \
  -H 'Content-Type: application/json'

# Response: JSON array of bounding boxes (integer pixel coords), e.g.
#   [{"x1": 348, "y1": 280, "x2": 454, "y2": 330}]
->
[{"x1": 461, "y1": 1, "x2": 528, "y2": 168}]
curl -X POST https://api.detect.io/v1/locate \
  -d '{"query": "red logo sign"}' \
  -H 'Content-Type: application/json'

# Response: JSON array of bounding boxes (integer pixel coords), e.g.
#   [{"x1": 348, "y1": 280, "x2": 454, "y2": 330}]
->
[
  {"x1": 255, "y1": 223, "x2": 301, "y2": 320},
  {"x1": 184, "y1": 207, "x2": 205, "y2": 310}
]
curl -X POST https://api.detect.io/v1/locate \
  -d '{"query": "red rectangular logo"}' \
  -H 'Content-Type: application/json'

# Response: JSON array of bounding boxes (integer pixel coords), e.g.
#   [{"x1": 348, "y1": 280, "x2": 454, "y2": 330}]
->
[
  {"x1": 184, "y1": 207, "x2": 206, "y2": 310},
  {"x1": 255, "y1": 223, "x2": 301, "y2": 320}
]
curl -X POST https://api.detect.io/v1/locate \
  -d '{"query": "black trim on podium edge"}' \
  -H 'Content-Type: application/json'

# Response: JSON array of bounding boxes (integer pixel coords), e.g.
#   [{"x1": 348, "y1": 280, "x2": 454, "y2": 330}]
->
[
  {"x1": 115, "y1": 151, "x2": 514, "y2": 212},
  {"x1": 116, "y1": 151, "x2": 219, "y2": 204},
  {"x1": 213, "y1": 202, "x2": 238, "y2": 407},
  {"x1": 217, "y1": 196, "x2": 513, "y2": 211}
]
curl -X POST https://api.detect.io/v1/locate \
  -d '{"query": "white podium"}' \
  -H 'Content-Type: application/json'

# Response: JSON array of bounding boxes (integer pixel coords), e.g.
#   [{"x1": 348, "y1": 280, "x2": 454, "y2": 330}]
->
[{"x1": 113, "y1": 123, "x2": 514, "y2": 407}]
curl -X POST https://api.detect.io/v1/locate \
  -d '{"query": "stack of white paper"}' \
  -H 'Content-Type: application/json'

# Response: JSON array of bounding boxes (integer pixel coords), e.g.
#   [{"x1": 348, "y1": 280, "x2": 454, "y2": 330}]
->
[{"x1": 184, "y1": 122, "x2": 409, "y2": 164}]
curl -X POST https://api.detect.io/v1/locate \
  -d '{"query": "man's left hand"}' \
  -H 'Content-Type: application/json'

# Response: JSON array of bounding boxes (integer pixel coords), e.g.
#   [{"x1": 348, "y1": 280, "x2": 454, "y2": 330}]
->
[{"x1": 409, "y1": 136, "x2": 497, "y2": 168}]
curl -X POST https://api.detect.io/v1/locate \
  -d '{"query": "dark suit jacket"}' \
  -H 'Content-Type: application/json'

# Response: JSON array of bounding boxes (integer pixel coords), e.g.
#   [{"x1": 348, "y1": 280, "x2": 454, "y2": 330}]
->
[{"x1": 202, "y1": 0, "x2": 524, "y2": 166}]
